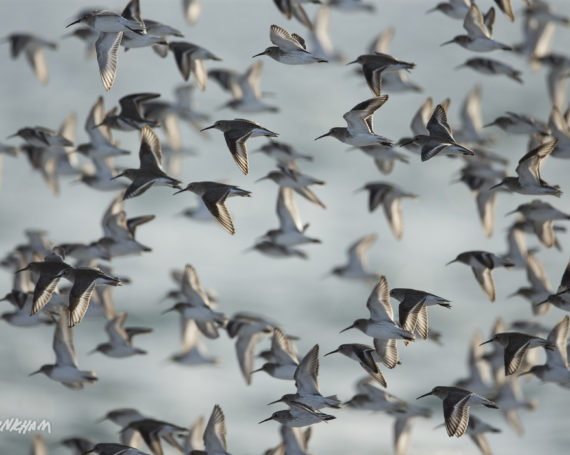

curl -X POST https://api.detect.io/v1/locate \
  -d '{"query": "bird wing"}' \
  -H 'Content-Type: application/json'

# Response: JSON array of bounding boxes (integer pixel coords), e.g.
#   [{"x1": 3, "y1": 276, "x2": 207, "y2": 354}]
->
[
  {"x1": 526, "y1": 253, "x2": 550, "y2": 294},
  {"x1": 180, "y1": 264, "x2": 210, "y2": 308},
  {"x1": 203, "y1": 405, "x2": 227, "y2": 452},
  {"x1": 95, "y1": 32, "x2": 122, "y2": 91},
  {"x1": 276, "y1": 187, "x2": 303, "y2": 232},
  {"x1": 366, "y1": 276, "x2": 393, "y2": 322},
  {"x1": 347, "y1": 233, "x2": 376, "y2": 272},
  {"x1": 105, "y1": 312, "x2": 128, "y2": 345},
  {"x1": 504, "y1": 337, "x2": 531, "y2": 375},
  {"x1": 476, "y1": 189, "x2": 496, "y2": 238},
  {"x1": 139, "y1": 125, "x2": 163, "y2": 169},
  {"x1": 236, "y1": 331, "x2": 264, "y2": 385},
  {"x1": 472, "y1": 266, "x2": 495, "y2": 302},
  {"x1": 31, "y1": 271, "x2": 63, "y2": 314},
  {"x1": 461, "y1": 85, "x2": 483, "y2": 136},
  {"x1": 69, "y1": 279, "x2": 97, "y2": 326},
  {"x1": 374, "y1": 338, "x2": 398, "y2": 369},
  {"x1": 203, "y1": 188, "x2": 235, "y2": 235},
  {"x1": 270, "y1": 24, "x2": 304, "y2": 51},
  {"x1": 271, "y1": 327, "x2": 298, "y2": 365},
  {"x1": 180, "y1": 318, "x2": 200, "y2": 352},
  {"x1": 443, "y1": 393, "x2": 471, "y2": 437},
  {"x1": 53, "y1": 309, "x2": 77, "y2": 367},
  {"x1": 546, "y1": 315, "x2": 569, "y2": 368},
  {"x1": 295, "y1": 344, "x2": 320, "y2": 396},
  {"x1": 394, "y1": 417, "x2": 412, "y2": 455},
  {"x1": 411, "y1": 97, "x2": 433, "y2": 136},
  {"x1": 343, "y1": 96, "x2": 388, "y2": 135},
  {"x1": 463, "y1": 4, "x2": 492, "y2": 39},
  {"x1": 426, "y1": 105, "x2": 455, "y2": 141},
  {"x1": 515, "y1": 139, "x2": 557, "y2": 187},
  {"x1": 123, "y1": 176, "x2": 156, "y2": 200},
  {"x1": 384, "y1": 196, "x2": 403, "y2": 239},
  {"x1": 224, "y1": 129, "x2": 252, "y2": 175}
]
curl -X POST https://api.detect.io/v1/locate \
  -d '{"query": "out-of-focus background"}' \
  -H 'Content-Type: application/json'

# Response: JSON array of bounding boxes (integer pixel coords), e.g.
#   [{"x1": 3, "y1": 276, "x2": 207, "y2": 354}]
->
[{"x1": 1, "y1": 0, "x2": 569, "y2": 453}]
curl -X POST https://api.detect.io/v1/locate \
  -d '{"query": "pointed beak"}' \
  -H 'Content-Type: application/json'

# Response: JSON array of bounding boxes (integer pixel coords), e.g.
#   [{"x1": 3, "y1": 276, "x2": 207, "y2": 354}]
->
[
  {"x1": 314, "y1": 132, "x2": 331, "y2": 141},
  {"x1": 252, "y1": 51, "x2": 267, "y2": 58},
  {"x1": 489, "y1": 182, "x2": 503, "y2": 191},
  {"x1": 28, "y1": 369, "x2": 42, "y2": 376},
  {"x1": 200, "y1": 125, "x2": 216, "y2": 132},
  {"x1": 445, "y1": 259, "x2": 457, "y2": 266},
  {"x1": 95, "y1": 415, "x2": 108, "y2": 423},
  {"x1": 250, "y1": 367, "x2": 264, "y2": 374},
  {"x1": 254, "y1": 176, "x2": 269, "y2": 183},
  {"x1": 110, "y1": 172, "x2": 124, "y2": 180},
  {"x1": 441, "y1": 39, "x2": 455, "y2": 46},
  {"x1": 454, "y1": 64, "x2": 466, "y2": 70},
  {"x1": 66, "y1": 18, "x2": 82, "y2": 28},
  {"x1": 505, "y1": 208, "x2": 518, "y2": 216},
  {"x1": 161, "y1": 307, "x2": 175, "y2": 315},
  {"x1": 416, "y1": 391, "x2": 433, "y2": 399},
  {"x1": 173, "y1": 187, "x2": 187, "y2": 195},
  {"x1": 518, "y1": 369, "x2": 532, "y2": 376},
  {"x1": 258, "y1": 416, "x2": 273, "y2": 424},
  {"x1": 6, "y1": 133, "x2": 19, "y2": 139},
  {"x1": 87, "y1": 347, "x2": 98, "y2": 355},
  {"x1": 479, "y1": 339, "x2": 494, "y2": 346},
  {"x1": 339, "y1": 324, "x2": 354, "y2": 334},
  {"x1": 267, "y1": 398, "x2": 282, "y2": 405},
  {"x1": 346, "y1": 59, "x2": 358, "y2": 65},
  {"x1": 324, "y1": 348, "x2": 339, "y2": 356}
]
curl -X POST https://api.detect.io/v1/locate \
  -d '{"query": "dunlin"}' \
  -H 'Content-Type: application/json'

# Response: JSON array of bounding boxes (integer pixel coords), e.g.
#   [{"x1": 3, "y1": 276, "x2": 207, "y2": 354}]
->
[
  {"x1": 401, "y1": 104, "x2": 474, "y2": 161},
  {"x1": 252, "y1": 327, "x2": 298, "y2": 380},
  {"x1": 90, "y1": 312, "x2": 151, "y2": 357},
  {"x1": 521, "y1": 315, "x2": 570, "y2": 388},
  {"x1": 3, "y1": 33, "x2": 57, "y2": 84},
  {"x1": 174, "y1": 182, "x2": 251, "y2": 234},
  {"x1": 259, "y1": 401, "x2": 335, "y2": 427},
  {"x1": 29, "y1": 308, "x2": 97, "y2": 389},
  {"x1": 427, "y1": 0, "x2": 471, "y2": 19},
  {"x1": 506, "y1": 199, "x2": 570, "y2": 248},
  {"x1": 315, "y1": 96, "x2": 393, "y2": 147},
  {"x1": 60, "y1": 266, "x2": 121, "y2": 326},
  {"x1": 270, "y1": 344, "x2": 341, "y2": 410},
  {"x1": 480, "y1": 331, "x2": 555, "y2": 375},
  {"x1": 168, "y1": 41, "x2": 221, "y2": 89},
  {"x1": 485, "y1": 111, "x2": 550, "y2": 135},
  {"x1": 113, "y1": 126, "x2": 182, "y2": 199},
  {"x1": 256, "y1": 166, "x2": 326, "y2": 209},
  {"x1": 325, "y1": 343, "x2": 387, "y2": 387},
  {"x1": 170, "y1": 318, "x2": 218, "y2": 366},
  {"x1": 17, "y1": 248, "x2": 71, "y2": 315},
  {"x1": 261, "y1": 187, "x2": 321, "y2": 247},
  {"x1": 200, "y1": 119, "x2": 278, "y2": 174},
  {"x1": 253, "y1": 25, "x2": 328, "y2": 65},
  {"x1": 442, "y1": 4, "x2": 512, "y2": 52},
  {"x1": 447, "y1": 250, "x2": 514, "y2": 301},
  {"x1": 100, "y1": 93, "x2": 160, "y2": 131},
  {"x1": 329, "y1": 233, "x2": 379, "y2": 282},
  {"x1": 340, "y1": 276, "x2": 415, "y2": 368},
  {"x1": 357, "y1": 182, "x2": 418, "y2": 239},
  {"x1": 417, "y1": 386, "x2": 498, "y2": 437},
  {"x1": 491, "y1": 139, "x2": 561, "y2": 196},
  {"x1": 225, "y1": 312, "x2": 274, "y2": 385},
  {"x1": 457, "y1": 57, "x2": 523, "y2": 83},
  {"x1": 347, "y1": 53, "x2": 415, "y2": 97},
  {"x1": 536, "y1": 261, "x2": 570, "y2": 312},
  {"x1": 390, "y1": 288, "x2": 451, "y2": 342}
]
